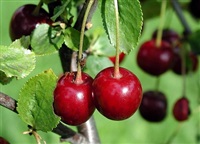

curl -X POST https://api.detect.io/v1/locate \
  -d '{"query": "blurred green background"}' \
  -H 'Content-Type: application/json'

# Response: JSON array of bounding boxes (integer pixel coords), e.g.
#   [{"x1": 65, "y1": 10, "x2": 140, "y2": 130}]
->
[{"x1": 0, "y1": 0, "x2": 200, "y2": 144}]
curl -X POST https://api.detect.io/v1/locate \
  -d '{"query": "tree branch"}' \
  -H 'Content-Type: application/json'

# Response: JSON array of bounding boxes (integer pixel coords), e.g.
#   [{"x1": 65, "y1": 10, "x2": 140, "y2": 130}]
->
[
  {"x1": 0, "y1": 92, "x2": 17, "y2": 113},
  {"x1": 0, "y1": 92, "x2": 88, "y2": 144},
  {"x1": 171, "y1": 0, "x2": 192, "y2": 35},
  {"x1": 74, "y1": 0, "x2": 98, "y2": 31},
  {"x1": 58, "y1": 0, "x2": 101, "y2": 143}
]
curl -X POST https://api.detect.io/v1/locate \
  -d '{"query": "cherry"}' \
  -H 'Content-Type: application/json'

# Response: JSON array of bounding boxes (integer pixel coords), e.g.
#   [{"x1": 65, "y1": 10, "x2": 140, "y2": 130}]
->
[
  {"x1": 173, "y1": 97, "x2": 190, "y2": 121},
  {"x1": 109, "y1": 52, "x2": 125, "y2": 64},
  {"x1": 9, "y1": 4, "x2": 52, "y2": 41},
  {"x1": 152, "y1": 29, "x2": 180, "y2": 47},
  {"x1": 0, "y1": 137, "x2": 10, "y2": 144},
  {"x1": 137, "y1": 40, "x2": 174, "y2": 76},
  {"x1": 171, "y1": 46, "x2": 199, "y2": 75},
  {"x1": 92, "y1": 67, "x2": 142, "y2": 120},
  {"x1": 189, "y1": 0, "x2": 200, "y2": 19},
  {"x1": 53, "y1": 72, "x2": 95, "y2": 126},
  {"x1": 139, "y1": 90, "x2": 168, "y2": 122}
]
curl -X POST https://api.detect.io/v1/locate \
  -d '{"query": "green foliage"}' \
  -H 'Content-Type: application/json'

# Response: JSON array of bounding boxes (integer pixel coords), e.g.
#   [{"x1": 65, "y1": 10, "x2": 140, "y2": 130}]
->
[
  {"x1": 17, "y1": 69, "x2": 60, "y2": 132},
  {"x1": 31, "y1": 24, "x2": 64, "y2": 55},
  {"x1": 42, "y1": 0, "x2": 57, "y2": 4},
  {"x1": 99, "y1": 0, "x2": 143, "y2": 54},
  {"x1": 0, "y1": 40, "x2": 36, "y2": 79},
  {"x1": 0, "y1": 71, "x2": 13, "y2": 85},
  {"x1": 86, "y1": 55, "x2": 113, "y2": 77},
  {"x1": 64, "y1": 27, "x2": 89, "y2": 51},
  {"x1": 51, "y1": 0, "x2": 72, "y2": 22},
  {"x1": 188, "y1": 30, "x2": 200, "y2": 55}
]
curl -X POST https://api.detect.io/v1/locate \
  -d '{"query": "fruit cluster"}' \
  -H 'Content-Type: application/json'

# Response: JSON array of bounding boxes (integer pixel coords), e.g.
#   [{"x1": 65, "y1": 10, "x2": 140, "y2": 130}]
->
[
  {"x1": 137, "y1": 28, "x2": 197, "y2": 122},
  {"x1": 9, "y1": 2, "x2": 143, "y2": 126},
  {"x1": 53, "y1": 67, "x2": 143, "y2": 125}
]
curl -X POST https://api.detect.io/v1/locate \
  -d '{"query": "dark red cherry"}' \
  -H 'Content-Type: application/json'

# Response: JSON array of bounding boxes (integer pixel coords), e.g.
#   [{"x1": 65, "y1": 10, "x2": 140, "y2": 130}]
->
[
  {"x1": 109, "y1": 52, "x2": 125, "y2": 64},
  {"x1": 139, "y1": 90, "x2": 168, "y2": 122},
  {"x1": 152, "y1": 29, "x2": 180, "y2": 47},
  {"x1": 137, "y1": 40, "x2": 174, "y2": 76},
  {"x1": 53, "y1": 72, "x2": 95, "y2": 126},
  {"x1": 173, "y1": 97, "x2": 190, "y2": 121},
  {"x1": 171, "y1": 46, "x2": 199, "y2": 75},
  {"x1": 0, "y1": 137, "x2": 10, "y2": 144},
  {"x1": 92, "y1": 67, "x2": 142, "y2": 120},
  {"x1": 9, "y1": 4, "x2": 52, "y2": 41}
]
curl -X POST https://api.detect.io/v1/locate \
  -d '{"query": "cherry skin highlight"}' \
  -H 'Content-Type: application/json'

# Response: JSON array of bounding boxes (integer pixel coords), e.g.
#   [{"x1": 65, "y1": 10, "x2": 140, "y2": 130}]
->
[
  {"x1": 92, "y1": 67, "x2": 142, "y2": 120},
  {"x1": 139, "y1": 90, "x2": 168, "y2": 122},
  {"x1": 53, "y1": 72, "x2": 95, "y2": 126},
  {"x1": 173, "y1": 97, "x2": 190, "y2": 121},
  {"x1": 9, "y1": 4, "x2": 52, "y2": 41},
  {"x1": 137, "y1": 40, "x2": 174, "y2": 76}
]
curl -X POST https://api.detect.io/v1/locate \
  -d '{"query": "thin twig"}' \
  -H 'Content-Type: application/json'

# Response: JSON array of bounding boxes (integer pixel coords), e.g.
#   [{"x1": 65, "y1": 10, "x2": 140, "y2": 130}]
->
[
  {"x1": 171, "y1": 0, "x2": 192, "y2": 35},
  {"x1": 0, "y1": 92, "x2": 88, "y2": 144},
  {"x1": 0, "y1": 92, "x2": 17, "y2": 113}
]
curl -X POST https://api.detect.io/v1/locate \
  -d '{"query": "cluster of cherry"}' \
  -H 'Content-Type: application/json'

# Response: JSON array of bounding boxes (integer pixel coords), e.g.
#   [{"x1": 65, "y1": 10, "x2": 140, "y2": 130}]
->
[{"x1": 137, "y1": 28, "x2": 198, "y2": 122}]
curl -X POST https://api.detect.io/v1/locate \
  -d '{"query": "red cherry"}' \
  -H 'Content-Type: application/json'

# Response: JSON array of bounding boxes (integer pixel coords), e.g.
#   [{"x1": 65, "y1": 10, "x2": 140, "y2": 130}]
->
[
  {"x1": 53, "y1": 72, "x2": 95, "y2": 126},
  {"x1": 137, "y1": 40, "x2": 174, "y2": 76},
  {"x1": 152, "y1": 29, "x2": 180, "y2": 47},
  {"x1": 92, "y1": 67, "x2": 142, "y2": 120},
  {"x1": 0, "y1": 137, "x2": 10, "y2": 144},
  {"x1": 173, "y1": 97, "x2": 190, "y2": 121},
  {"x1": 109, "y1": 52, "x2": 125, "y2": 64},
  {"x1": 171, "y1": 47, "x2": 199, "y2": 75},
  {"x1": 9, "y1": 4, "x2": 52, "y2": 41},
  {"x1": 139, "y1": 90, "x2": 168, "y2": 122}
]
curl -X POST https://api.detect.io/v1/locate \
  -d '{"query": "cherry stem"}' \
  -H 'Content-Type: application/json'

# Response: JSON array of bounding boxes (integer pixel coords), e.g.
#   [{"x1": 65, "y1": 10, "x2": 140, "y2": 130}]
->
[
  {"x1": 75, "y1": 0, "x2": 94, "y2": 84},
  {"x1": 165, "y1": 123, "x2": 182, "y2": 144},
  {"x1": 113, "y1": 0, "x2": 121, "y2": 78},
  {"x1": 32, "y1": 0, "x2": 43, "y2": 16},
  {"x1": 155, "y1": 77, "x2": 160, "y2": 92},
  {"x1": 180, "y1": 43, "x2": 186, "y2": 97},
  {"x1": 156, "y1": 0, "x2": 167, "y2": 47}
]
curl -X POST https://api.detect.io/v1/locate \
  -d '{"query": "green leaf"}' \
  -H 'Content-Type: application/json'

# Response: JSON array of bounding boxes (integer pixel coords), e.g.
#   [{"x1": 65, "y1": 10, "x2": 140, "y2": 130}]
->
[
  {"x1": 86, "y1": 55, "x2": 113, "y2": 77},
  {"x1": 0, "y1": 71, "x2": 13, "y2": 85},
  {"x1": 188, "y1": 30, "x2": 200, "y2": 55},
  {"x1": 17, "y1": 69, "x2": 60, "y2": 132},
  {"x1": 51, "y1": 0, "x2": 71, "y2": 21},
  {"x1": 0, "y1": 41, "x2": 36, "y2": 79},
  {"x1": 99, "y1": 0, "x2": 143, "y2": 54},
  {"x1": 42, "y1": 0, "x2": 57, "y2": 4},
  {"x1": 10, "y1": 36, "x2": 31, "y2": 49},
  {"x1": 31, "y1": 24, "x2": 64, "y2": 55},
  {"x1": 64, "y1": 27, "x2": 89, "y2": 51}
]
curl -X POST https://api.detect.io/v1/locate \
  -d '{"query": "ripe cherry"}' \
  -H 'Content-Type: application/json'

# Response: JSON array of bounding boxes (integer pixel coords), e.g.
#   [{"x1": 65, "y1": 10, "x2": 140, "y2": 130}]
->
[
  {"x1": 139, "y1": 90, "x2": 168, "y2": 122},
  {"x1": 92, "y1": 67, "x2": 142, "y2": 120},
  {"x1": 9, "y1": 4, "x2": 52, "y2": 41},
  {"x1": 109, "y1": 52, "x2": 125, "y2": 64},
  {"x1": 171, "y1": 47, "x2": 199, "y2": 75},
  {"x1": 0, "y1": 137, "x2": 10, "y2": 144},
  {"x1": 173, "y1": 97, "x2": 190, "y2": 121},
  {"x1": 137, "y1": 40, "x2": 174, "y2": 76},
  {"x1": 53, "y1": 72, "x2": 95, "y2": 126},
  {"x1": 152, "y1": 29, "x2": 180, "y2": 47}
]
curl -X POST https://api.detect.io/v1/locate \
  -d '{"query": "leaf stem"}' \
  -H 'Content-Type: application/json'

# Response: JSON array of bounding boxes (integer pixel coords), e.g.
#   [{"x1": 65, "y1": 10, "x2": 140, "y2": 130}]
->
[
  {"x1": 113, "y1": 0, "x2": 121, "y2": 78},
  {"x1": 156, "y1": 0, "x2": 167, "y2": 47},
  {"x1": 75, "y1": 0, "x2": 94, "y2": 84},
  {"x1": 32, "y1": 0, "x2": 43, "y2": 16}
]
